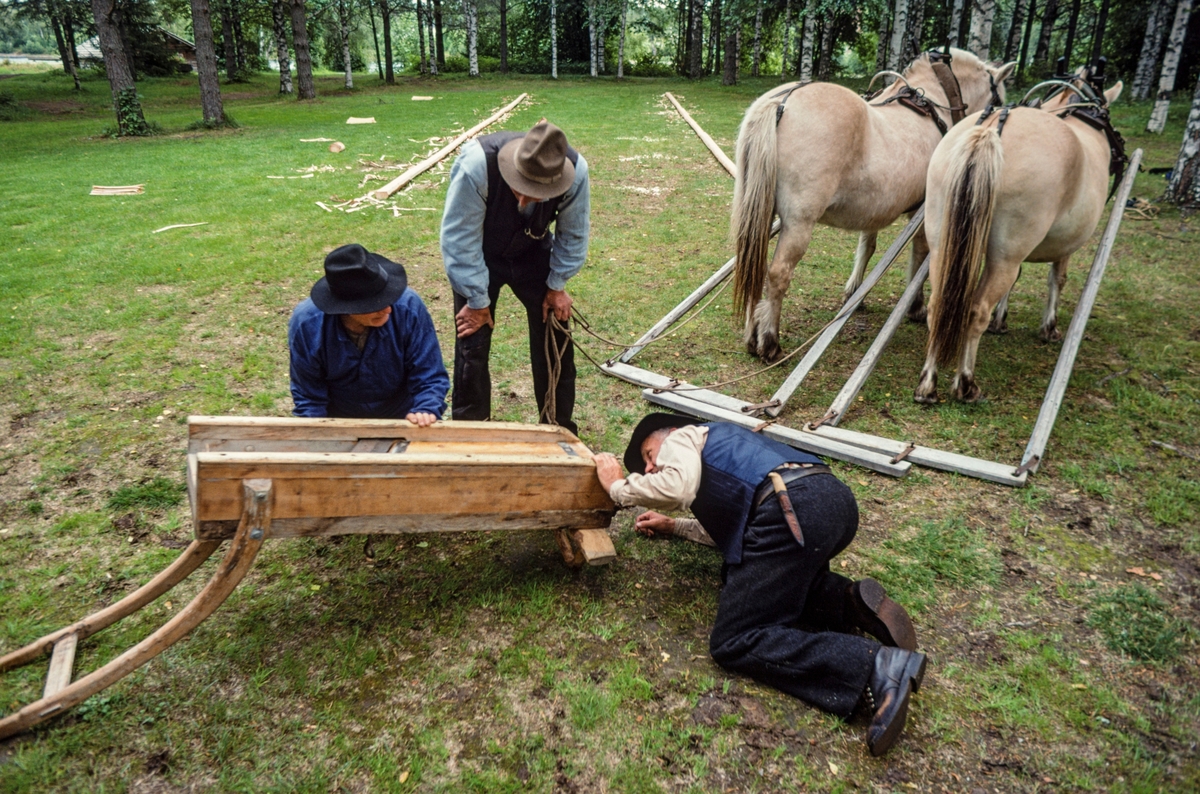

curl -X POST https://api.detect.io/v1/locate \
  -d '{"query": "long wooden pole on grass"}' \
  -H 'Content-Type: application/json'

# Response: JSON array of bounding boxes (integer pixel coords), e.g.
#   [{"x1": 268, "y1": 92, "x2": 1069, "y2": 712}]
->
[
  {"x1": 664, "y1": 92, "x2": 736, "y2": 177},
  {"x1": 370, "y1": 93, "x2": 528, "y2": 200},
  {"x1": 1018, "y1": 147, "x2": 1143, "y2": 476}
]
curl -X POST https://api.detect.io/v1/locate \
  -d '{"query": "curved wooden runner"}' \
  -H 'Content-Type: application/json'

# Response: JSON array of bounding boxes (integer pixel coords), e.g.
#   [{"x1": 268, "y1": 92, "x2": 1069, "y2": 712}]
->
[{"x1": 0, "y1": 480, "x2": 270, "y2": 740}]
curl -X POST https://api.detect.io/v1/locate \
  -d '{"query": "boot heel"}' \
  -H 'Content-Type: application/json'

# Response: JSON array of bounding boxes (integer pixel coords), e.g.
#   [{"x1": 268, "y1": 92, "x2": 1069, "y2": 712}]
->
[{"x1": 906, "y1": 652, "x2": 928, "y2": 693}]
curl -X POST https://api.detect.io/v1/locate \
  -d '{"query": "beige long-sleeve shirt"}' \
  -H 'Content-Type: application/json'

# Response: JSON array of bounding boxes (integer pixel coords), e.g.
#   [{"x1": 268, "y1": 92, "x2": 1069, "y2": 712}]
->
[{"x1": 607, "y1": 425, "x2": 713, "y2": 545}]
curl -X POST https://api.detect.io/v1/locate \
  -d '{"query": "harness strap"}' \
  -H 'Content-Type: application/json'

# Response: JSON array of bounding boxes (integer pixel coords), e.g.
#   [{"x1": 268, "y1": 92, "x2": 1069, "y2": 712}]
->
[
  {"x1": 772, "y1": 81, "x2": 810, "y2": 126},
  {"x1": 929, "y1": 60, "x2": 966, "y2": 125},
  {"x1": 874, "y1": 87, "x2": 949, "y2": 136}
]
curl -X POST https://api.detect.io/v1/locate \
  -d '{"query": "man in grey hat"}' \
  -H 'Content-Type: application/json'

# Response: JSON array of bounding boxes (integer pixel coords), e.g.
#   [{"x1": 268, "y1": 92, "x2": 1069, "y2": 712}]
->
[
  {"x1": 441, "y1": 120, "x2": 590, "y2": 434},
  {"x1": 289, "y1": 243, "x2": 449, "y2": 423}
]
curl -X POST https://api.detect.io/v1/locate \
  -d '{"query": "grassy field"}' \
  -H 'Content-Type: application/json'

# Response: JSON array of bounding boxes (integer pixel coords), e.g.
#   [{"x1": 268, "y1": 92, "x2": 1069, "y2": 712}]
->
[{"x1": 0, "y1": 66, "x2": 1197, "y2": 792}]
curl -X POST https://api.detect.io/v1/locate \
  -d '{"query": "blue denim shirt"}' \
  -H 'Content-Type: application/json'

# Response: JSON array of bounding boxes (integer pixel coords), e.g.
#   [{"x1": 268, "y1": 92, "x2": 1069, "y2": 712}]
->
[
  {"x1": 441, "y1": 140, "x2": 590, "y2": 309},
  {"x1": 288, "y1": 289, "x2": 449, "y2": 419}
]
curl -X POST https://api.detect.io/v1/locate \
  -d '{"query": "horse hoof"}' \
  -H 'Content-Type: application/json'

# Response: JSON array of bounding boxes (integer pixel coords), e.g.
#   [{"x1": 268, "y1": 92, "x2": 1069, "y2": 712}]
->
[
  {"x1": 956, "y1": 382, "x2": 983, "y2": 403},
  {"x1": 906, "y1": 308, "x2": 928, "y2": 324},
  {"x1": 987, "y1": 320, "x2": 1008, "y2": 335},
  {"x1": 760, "y1": 340, "x2": 783, "y2": 363},
  {"x1": 913, "y1": 388, "x2": 938, "y2": 405},
  {"x1": 1040, "y1": 327, "x2": 1062, "y2": 342}
]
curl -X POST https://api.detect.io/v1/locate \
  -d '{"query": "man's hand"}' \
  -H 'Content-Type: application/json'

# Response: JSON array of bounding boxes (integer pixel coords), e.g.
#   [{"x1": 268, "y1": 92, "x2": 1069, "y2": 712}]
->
[
  {"x1": 405, "y1": 412, "x2": 438, "y2": 427},
  {"x1": 542, "y1": 288, "x2": 573, "y2": 322},
  {"x1": 593, "y1": 452, "x2": 623, "y2": 491},
  {"x1": 634, "y1": 511, "x2": 676, "y2": 538},
  {"x1": 455, "y1": 305, "x2": 494, "y2": 339}
]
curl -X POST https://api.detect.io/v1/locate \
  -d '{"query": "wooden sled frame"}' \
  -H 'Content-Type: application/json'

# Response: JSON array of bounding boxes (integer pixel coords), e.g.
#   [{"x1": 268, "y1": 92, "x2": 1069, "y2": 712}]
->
[
  {"x1": 603, "y1": 94, "x2": 1142, "y2": 486},
  {"x1": 1, "y1": 418, "x2": 616, "y2": 739}
]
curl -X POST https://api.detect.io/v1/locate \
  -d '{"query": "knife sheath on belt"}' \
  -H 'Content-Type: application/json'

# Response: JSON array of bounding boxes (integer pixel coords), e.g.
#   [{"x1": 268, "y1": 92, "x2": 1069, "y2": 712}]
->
[{"x1": 768, "y1": 472, "x2": 805, "y2": 548}]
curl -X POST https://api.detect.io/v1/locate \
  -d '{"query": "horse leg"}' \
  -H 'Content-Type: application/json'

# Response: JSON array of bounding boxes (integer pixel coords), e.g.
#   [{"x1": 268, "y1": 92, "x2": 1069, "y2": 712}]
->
[
  {"x1": 914, "y1": 349, "x2": 939, "y2": 404},
  {"x1": 1039, "y1": 256, "x2": 1070, "y2": 342},
  {"x1": 747, "y1": 223, "x2": 813, "y2": 362},
  {"x1": 842, "y1": 232, "x2": 877, "y2": 304},
  {"x1": 952, "y1": 260, "x2": 1022, "y2": 403},
  {"x1": 987, "y1": 264, "x2": 1019, "y2": 334},
  {"x1": 906, "y1": 222, "x2": 930, "y2": 323}
]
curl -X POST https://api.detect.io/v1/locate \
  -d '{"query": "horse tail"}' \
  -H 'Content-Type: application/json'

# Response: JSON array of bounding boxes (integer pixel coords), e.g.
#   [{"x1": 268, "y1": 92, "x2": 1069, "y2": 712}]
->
[
  {"x1": 928, "y1": 125, "x2": 1003, "y2": 369},
  {"x1": 731, "y1": 90, "x2": 783, "y2": 317}
]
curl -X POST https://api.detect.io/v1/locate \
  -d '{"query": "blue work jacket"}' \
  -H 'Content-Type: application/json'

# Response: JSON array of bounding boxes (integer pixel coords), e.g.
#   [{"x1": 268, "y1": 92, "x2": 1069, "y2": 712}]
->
[{"x1": 288, "y1": 289, "x2": 449, "y2": 419}]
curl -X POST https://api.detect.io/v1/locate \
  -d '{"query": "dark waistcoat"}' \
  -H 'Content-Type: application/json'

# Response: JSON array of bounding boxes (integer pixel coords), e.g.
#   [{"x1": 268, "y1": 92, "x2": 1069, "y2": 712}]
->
[
  {"x1": 690, "y1": 423, "x2": 825, "y2": 564},
  {"x1": 479, "y1": 131, "x2": 580, "y2": 269}
]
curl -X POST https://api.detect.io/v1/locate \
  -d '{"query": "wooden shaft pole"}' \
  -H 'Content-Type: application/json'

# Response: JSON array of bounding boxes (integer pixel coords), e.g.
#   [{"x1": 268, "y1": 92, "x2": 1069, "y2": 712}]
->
[
  {"x1": 1019, "y1": 148, "x2": 1142, "y2": 475},
  {"x1": 0, "y1": 540, "x2": 220, "y2": 674},
  {"x1": 664, "y1": 92, "x2": 737, "y2": 177},
  {"x1": 827, "y1": 256, "x2": 929, "y2": 423},
  {"x1": 766, "y1": 207, "x2": 924, "y2": 416},
  {"x1": 0, "y1": 481, "x2": 270, "y2": 740},
  {"x1": 370, "y1": 93, "x2": 528, "y2": 200}
]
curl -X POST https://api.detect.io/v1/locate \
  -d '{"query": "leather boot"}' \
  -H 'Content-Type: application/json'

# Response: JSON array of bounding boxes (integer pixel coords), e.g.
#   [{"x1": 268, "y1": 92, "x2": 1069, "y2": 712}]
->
[
  {"x1": 848, "y1": 578, "x2": 917, "y2": 651},
  {"x1": 865, "y1": 646, "x2": 927, "y2": 757}
]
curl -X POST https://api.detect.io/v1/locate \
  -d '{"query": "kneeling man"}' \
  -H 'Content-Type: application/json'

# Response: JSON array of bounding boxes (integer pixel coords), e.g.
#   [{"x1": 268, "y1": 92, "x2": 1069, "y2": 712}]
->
[
  {"x1": 593, "y1": 414, "x2": 927, "y2": 757},
  {"x1": 289, "y1": 244, "x2": 449, "y2": 424}
]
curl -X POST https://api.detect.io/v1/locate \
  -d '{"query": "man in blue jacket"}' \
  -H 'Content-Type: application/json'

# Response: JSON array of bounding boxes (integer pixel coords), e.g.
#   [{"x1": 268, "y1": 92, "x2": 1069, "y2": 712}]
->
[
  {"x1": 594, "y1": 413, "x2": 927, "y2": 757},
  {"x1": 288, "y1": 244, "x2": 449, "y2": 424}
]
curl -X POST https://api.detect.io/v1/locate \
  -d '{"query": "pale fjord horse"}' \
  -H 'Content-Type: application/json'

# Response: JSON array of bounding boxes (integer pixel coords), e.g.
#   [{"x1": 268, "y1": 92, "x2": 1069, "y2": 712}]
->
[
  {"x1": 733, "y1": 49, "x2": 1015, "y2": 361},
  {"x1": 913, "y1": 77, "x2": 1124, "y2": 404}
]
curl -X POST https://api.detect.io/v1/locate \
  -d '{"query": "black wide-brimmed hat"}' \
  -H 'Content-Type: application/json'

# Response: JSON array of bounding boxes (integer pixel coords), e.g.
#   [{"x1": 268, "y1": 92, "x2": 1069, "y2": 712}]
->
[
  {"x1": 310, "y1": 244, "x2": 408, "y2": 315},
  {"x1": 623, "y1": 412, "x2": 703, "y2": 475},
  {"x1": 498, "y1": 120, "x2": 576, "y2": 200}
]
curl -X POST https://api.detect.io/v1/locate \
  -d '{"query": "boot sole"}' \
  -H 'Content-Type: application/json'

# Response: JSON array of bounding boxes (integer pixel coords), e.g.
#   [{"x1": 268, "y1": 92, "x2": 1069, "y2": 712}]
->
[
  {"x1": 856, "y1": 578, "x2": 918, "y2": 652},
  {"x1": 867, "y1": 653, "x2": 927, "y2": 757}
]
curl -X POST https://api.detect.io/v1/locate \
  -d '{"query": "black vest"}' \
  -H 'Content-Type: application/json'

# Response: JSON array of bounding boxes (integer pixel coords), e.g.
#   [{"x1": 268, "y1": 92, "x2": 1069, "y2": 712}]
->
[
  {"x1": 478, "y1": 131, "x2": 579, "y2": 268},
  {"x1": 690, "y1": 423, "x2": 824, "y2": 564}
]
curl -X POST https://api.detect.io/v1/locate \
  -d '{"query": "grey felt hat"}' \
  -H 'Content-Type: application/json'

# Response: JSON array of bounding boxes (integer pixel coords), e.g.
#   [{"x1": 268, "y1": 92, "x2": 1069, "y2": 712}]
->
[{"x1": 497, "y1": 120, "x2": 576, "y2": 200}]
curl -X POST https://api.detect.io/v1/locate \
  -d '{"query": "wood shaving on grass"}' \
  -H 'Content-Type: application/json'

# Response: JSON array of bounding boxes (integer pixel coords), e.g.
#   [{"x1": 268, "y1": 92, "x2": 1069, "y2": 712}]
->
[{"x1": 91, "y1": 185, "x2": 144, "y2": 195}]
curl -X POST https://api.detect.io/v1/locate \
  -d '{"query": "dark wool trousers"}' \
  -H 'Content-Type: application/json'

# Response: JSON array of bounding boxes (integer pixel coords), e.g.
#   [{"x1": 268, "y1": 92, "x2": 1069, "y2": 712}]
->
[
  {"x1": 709, "y1": 473, "x2": 879, "y2": 717},
  {"x1": 451, "y1": 257, "x2": 577, "y2": 435}
]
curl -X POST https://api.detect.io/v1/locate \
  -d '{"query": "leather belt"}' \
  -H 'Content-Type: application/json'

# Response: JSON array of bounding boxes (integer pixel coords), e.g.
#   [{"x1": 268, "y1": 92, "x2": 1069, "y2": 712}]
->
[{"x1": 754, "y1": 464, "x2": 831, "y2": 506}]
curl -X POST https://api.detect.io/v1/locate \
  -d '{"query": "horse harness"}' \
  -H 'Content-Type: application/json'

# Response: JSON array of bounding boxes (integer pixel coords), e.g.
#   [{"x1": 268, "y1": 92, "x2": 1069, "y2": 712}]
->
[
  {"x1": 975, "y1": 97, "x2": 1128, "y2": 202},
  {"x1": 863, "y1": 50, "x2": 976, "y2": 137}
]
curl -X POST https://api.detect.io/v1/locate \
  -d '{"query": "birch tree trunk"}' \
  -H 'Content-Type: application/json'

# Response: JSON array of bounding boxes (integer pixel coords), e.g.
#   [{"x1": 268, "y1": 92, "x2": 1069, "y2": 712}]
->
[
  {"x1": 1063, "y1": 0, "x2": 1081, "y2": 66},
  {"x1": 551, "y1": 0, "x2": 558, "y2": 78},
  {"x1": 967, "y1": 0, "x2": 996, "y2": 60},
  {"x1": 617, "y1": 0, "x2": 627, "y2": 77},
  {"x1": 588, "y1": 0, "x2": 597, "y2": 76},
  {"x1": 709, "y1": 0, "x2": 721, "y2": 74},
  {"x1": 904, "y1": 0, "x2": 924, "y2": 67},
  {"x1": 1004, "y1": 0, "x2": 1029, "y2": 61},
  {"x1": 499, "y1": 0, "x2": 508, "y2": 72},
  {"x1": 1165, "y1": 70, "x2": 1200, "y2": 209},
  {"x1": 434, "y1": 0, "x2": 444, "y2": 67},
  {"x1": 289, "y1": 0, "x2": 316, "y2": 98},
  {"x1": 948, "y1": 0, "x2": 965, "y2": 46},
  {"x1": 189, "y1": 0, "x2": 225, "y2": 125},
  {"x1": 1034, "y1": 0, "x2": 1059, "y2": 66},
  {"x1": 463, "y1": 0, "x2": 479, "y2": 76},
  {"x1": 751, "y1": 0, "x2": 764, "y2": 76},
  {"x1": 598, "y1": 2, "x2": 606, "y2": 73},
  {"x1": 689, "y1": 0, "x2": 703, "y2": 78},
  {"x1": 338, "y1": 0, "x2": 353, "y2": 88},
  {"x1": 888, "y1": 0, "x2": 909, "y2": 71},
  {"x1": 90, "y1": 0, "x2": 149, "y2": 134},
  {"x1": 416, "y1": 0, "x2": 428, "y2": 74},
  {"x1": 780, "y1": 0, "x2": 792, "y2": 77},
  {"x1": 1133, "y1": 0, "x2": 1168, "y2": 101},
  {"x1": 876, "y1": 1, "x2": 891, "y2": 73},
  {"x1": 1148, "y1": 0, "x2": 1193, "y2": 133},
  {"x1": 800, "y1": 7, "x2": 815, "y2": 81},
  {"x1": 817, "y1": 15, "x2": 834, "y2": 79},
  {"x1": 271, "y1": 0, "x2": 293, "y2": 93},
  {"x1": 427, "y1": 6, "x2": 438, "y2": 74}
]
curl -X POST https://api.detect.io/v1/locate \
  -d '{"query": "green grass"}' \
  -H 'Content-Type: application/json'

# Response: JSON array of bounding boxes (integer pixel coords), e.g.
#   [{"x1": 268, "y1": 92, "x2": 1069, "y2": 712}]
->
[{"x1": 0, "y1": 65, "x2": 1197, "y2": 792}]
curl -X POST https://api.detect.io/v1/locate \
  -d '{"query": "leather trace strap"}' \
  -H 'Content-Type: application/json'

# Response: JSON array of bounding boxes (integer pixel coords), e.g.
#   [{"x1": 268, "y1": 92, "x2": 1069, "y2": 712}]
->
[
  {"x1": 975, "y1": 104, "x2": 1013, "y2": 136},
  {"x1": 772, "y1": 80, "x2": 811, "y2": 126}
]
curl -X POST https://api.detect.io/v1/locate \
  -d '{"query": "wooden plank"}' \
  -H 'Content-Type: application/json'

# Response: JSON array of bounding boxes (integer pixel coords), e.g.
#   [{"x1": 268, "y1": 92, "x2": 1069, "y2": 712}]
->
[
  {"x1": 1019, "y1": 149, "x2": 1143, "y2": 476},
  {"x1": 42, "y1": 634, "x2": 77, "y2": 699},
  {"x1": 369, "y1": 93, "x2": 528, "y2": 200},
  {"x1": 641, "y1": 389, "x2": 911, "y2": 477},
  {"x1": 619, "y1": 220, "x2": 782, "y2": 364},
  {"x1": 195, "y1": 510, "x2": 615, "y2": 540},
  {"x1": 572, "y1": 529, "x2": 617, "y2": 565},
  {"x1": 827, "y1": 256, "x2": 930, "y2": 424},
  {"x1": 188, "y1": 417, "x2": 574, "y2": 451},
  {"x1": 805, "y1": 424, "x2": 1028, "y2": 487},
  {"x1": 766, "y1": 208, "x2": 925, "y2": 417},
  {"x1": 663, "y1": 92, "x2": 737, "y2": 176}
]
